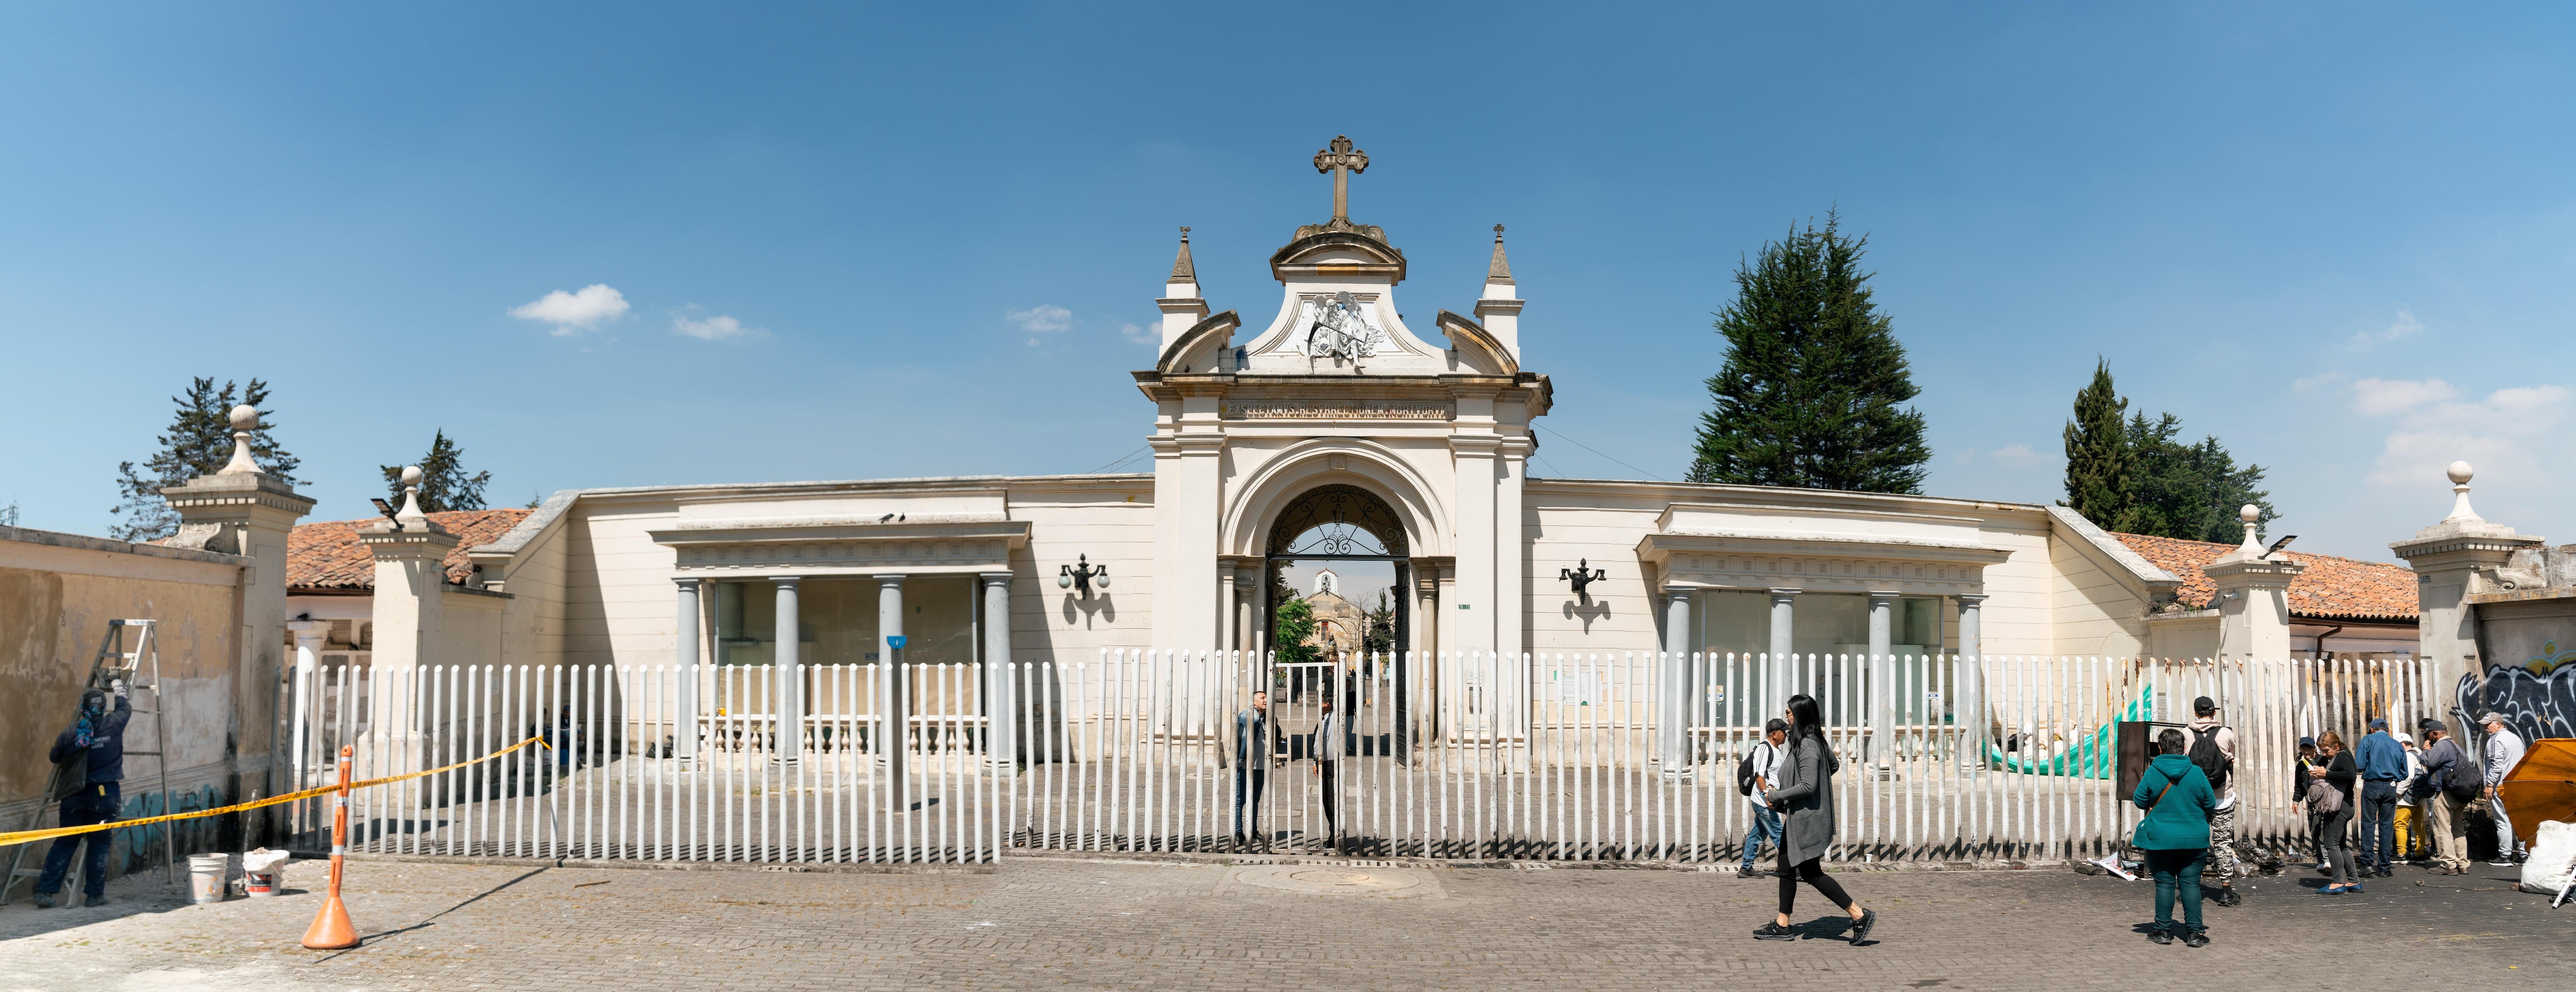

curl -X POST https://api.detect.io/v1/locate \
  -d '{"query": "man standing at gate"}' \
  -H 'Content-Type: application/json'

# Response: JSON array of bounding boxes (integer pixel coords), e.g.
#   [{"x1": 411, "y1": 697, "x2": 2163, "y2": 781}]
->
[
  {"x1": 2183, "y1": 697, "x2": 2244, "y2": 904},
  {"x1": 35, "y1": 681, "x2": 131, "y2": 909},
  {"x1": 1234, "y1": 691, "x2": 1279, "y2": 850},
  {"x1": 1315, "y1": 690, "x2": 1346, "y2": 853}
]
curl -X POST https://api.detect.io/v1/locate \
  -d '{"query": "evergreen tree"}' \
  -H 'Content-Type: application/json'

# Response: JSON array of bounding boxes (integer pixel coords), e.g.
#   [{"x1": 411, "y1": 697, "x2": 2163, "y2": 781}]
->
[
  {"x1": 1688, "y1": 212, "x2": 1930, "y2": 493},
  {"x1": 2060, "y1": 360, "x2": 2134, "y2": 532},
  {"x1": 1361, "y1": 591, "x2": 1397, "y2": 656},
  {"x1": 2060, "y1": 363, "x2": 2277, "y2": 541},
  {"x1": 110, "y1": 378, "x2": 301, "y2": 541},
  {"x1": 381, "y1": 429, "x2": 493, "y2": 512}
]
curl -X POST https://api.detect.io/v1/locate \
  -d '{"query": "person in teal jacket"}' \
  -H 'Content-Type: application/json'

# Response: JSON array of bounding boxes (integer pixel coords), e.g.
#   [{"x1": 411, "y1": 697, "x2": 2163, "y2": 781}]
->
[{"x1": 2132, "y1": 728, "x2": 2217, "y2": 946}]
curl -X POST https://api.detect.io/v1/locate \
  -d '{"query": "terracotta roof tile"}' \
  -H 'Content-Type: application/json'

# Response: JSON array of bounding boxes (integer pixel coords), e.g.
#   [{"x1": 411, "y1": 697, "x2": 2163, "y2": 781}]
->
[
  {"x1": 287, "y1": 509, "x2": 532, "y2": 592},
  {"x1": 2112, "y1": 532, "x2": 2418, "y2": 621}
]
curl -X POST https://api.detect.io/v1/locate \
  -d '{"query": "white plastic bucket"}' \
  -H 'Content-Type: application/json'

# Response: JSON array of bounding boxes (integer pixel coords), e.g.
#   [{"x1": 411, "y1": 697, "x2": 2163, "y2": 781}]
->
[
  {"x1": 241, "y1": 848, "x2": 289, "y2": 898},
  {"x1": 188, "y1": 853, "x2": 229, "y2": 904}
]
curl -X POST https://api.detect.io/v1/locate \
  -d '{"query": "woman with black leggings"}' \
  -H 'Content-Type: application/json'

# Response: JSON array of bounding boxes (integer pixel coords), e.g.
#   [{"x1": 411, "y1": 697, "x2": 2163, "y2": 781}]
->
[{"x1": 1755, "y1": 693, "x2": 1876, "y2": 944}]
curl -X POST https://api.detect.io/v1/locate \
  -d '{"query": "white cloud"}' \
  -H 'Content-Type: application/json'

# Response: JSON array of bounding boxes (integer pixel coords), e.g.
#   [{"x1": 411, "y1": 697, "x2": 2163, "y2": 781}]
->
[
  {"x1": 1007, "y1": 305, "x2": 1073, "y2": 331},
  {"x1": 2350, "y1": 308, "x2": 2423, "y2": 345},
  {"x1": 2291, "y1": 371, "x2": 2345, "y2": 393},
  {"x1": 510, "y1": 284, "x2": 630, "y2": 335},
  {"x1": 1119, "y1": 322, "x2": 1155, "y2": 345},
  {"x1": 2365, "y1": 383, "x2": 2572, "y2": 491},
  {"x1": 2350, "y1": 377, "x2": 2459, "y2": 416},
  {"x1": 1954, "y1": 444, "x2": 2048, "y2": 468},
  {"x1": 673, "y1": 313, "x2": 764, "y2": 341}
]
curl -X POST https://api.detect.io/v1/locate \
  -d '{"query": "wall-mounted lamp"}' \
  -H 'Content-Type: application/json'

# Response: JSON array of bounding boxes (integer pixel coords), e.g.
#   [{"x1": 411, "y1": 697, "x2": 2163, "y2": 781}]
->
[
  {"x1": 1560, "y1": 558, "x2": 1606, "y2": 606},
  {"x1": 1060, "y1": 554, "x2": 1109, "y2": 598}
]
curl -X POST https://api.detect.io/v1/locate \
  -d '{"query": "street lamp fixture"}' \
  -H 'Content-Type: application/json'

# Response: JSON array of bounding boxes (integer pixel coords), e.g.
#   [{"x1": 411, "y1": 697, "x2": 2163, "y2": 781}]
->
[
  {"x1": 1560, "y1": 559, "x2": 1606, "y2": 606},
  {"x1": 1060, "y1": 554, "x2": 1109, "y2": 598}
]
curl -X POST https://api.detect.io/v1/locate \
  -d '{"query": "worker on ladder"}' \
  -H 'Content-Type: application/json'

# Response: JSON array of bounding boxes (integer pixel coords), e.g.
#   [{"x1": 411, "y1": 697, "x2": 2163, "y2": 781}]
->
[{"x1": 33, "y1": 680, "x2": 131, "y2": 909}]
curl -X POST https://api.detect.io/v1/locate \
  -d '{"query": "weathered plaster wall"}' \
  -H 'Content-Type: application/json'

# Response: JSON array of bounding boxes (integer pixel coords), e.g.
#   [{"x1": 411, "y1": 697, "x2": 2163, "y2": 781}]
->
[{"x1": 0, "y1": 526, "x2": 245, "y2": 817}]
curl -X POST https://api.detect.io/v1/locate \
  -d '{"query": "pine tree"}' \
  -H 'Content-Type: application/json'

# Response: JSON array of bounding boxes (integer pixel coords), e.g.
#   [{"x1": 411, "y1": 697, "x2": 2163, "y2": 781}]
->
[
  {"x1": 2060, "y1": 360, "x2": 2134, "y2": 531},
  {"x1": 1688, "y1": 212, "x2": 1930, "y2": 493},
  {"x1": 110, "y1": 378, "x2": 301, "y2": 541},
  {"x1": 381, "y1": 429, "x2": 493, "y2": 512}
]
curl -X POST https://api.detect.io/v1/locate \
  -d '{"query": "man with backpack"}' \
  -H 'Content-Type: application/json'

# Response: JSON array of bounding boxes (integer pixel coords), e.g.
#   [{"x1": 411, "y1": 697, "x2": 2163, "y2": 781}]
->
[
  {"x1": 2354, "y1": 717, "x2": 2408, "y2": 877},
  {"x1": 1736, "y1": 718, "x2": 1788, "y2": 879},
  {"x1": 34, "y1": 681, "x2": 130, "y2": 909},
  {"x1": 2182, "y1": 697, "x2": 2243, "y2": 904},
  {"x1": 2413, "y1": 719, "x2": 2471, "y2": 875}
]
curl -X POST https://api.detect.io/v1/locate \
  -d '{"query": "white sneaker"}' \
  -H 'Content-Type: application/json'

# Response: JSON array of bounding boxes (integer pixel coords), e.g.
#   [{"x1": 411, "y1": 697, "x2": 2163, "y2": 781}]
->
[{"x1": 2489, "y1": 860, "x2": 2515, "y2": 867}]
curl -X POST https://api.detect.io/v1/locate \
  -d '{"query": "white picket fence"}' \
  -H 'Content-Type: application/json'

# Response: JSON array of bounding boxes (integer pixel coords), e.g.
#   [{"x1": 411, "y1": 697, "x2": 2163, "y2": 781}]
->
[{"x1": 282, "y1": 652, "x2": 2438, "y2": 866}]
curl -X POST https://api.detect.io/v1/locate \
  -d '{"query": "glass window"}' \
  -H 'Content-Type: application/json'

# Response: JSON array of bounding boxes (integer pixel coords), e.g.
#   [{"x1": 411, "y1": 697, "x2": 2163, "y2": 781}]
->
[
  {"x1": 1789, "y1": 593, "x2": 1870, "y2": 656},
  {"x1": 1699, "y1": 591, "x2": 1769, "y2": 655}
]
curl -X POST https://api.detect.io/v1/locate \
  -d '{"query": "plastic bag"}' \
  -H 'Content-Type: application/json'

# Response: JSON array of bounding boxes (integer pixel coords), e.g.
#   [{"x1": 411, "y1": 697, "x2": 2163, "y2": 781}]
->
[
  {"x1": 2521, "y1": 821, "x2": 2573, "y2": 896},
  {"x1": 241, "y1": 847, "x2": 291, "y2": 873}
]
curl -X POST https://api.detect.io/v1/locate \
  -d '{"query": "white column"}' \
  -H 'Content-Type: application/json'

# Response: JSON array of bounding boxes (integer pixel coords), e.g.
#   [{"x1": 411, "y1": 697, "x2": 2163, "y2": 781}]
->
[
  {"x1": 1956, "y1": 594, "x2": 1985, "y2": 773},
  {"x1": 877, "y1": 575, "x2": 907, "y2": 791},
  {"x1": 1661, "y1": 585, "x2": 1692, "y2": 774},
  {"x1": 774, "y1": 577, "x2": 801, "y2": 764},
  {"x1": 1767, "y1": 588, "x2": 1797, "y2": 712},
  {"x1": 1869, "y1": 591, "x2": 1897, "y2": 768},
  {"x1": 1219, "y1": 571, "x2": 1238, "y2": 653},
  {"x1": 675, "y1": 579, "x2": 701, "y2": 760},
  {"x1": 981, "y1": 573, "x2": 1012, "y2": 771},
  {"x1": 286, "y1": 619, "x2": 326, "y2": 785}
]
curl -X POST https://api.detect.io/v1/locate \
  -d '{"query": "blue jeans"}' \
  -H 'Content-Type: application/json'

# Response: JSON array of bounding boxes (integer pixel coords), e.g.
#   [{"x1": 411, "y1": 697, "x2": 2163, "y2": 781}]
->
[
  {"x1": 2358, "y1": 782, "x2": 2399, "y2": 868},
  {"x1": 2145, "y1": 847, "x2": 2206, "y2": 933},
  {"x1": 39, "y1": 781, "x2": 120, "y2": 899},
  {"x1": 1741, "y1": 805, "x2": 1782, "y2": 869},
  {"x1": 1232, "y1": 767, "x2": 1265, "y2": 839}
]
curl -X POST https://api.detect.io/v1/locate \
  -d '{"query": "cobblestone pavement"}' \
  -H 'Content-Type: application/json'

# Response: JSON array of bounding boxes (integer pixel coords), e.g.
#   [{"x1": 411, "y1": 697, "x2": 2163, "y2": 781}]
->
[{"x1": 2, "y1": 855, "x2": 2567, "y2": 991}]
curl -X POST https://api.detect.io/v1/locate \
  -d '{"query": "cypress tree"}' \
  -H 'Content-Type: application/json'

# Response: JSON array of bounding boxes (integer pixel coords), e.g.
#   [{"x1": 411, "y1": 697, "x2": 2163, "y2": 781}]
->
[
  {"x1": 1688, "y1": 213, "x2": 1930, "y2": 493},
  {"x1": 2060, "y1": 360, "x2": 2133, "y2": 531},
  {"x1": 110, "y1": 378, "x2": 301, "y2": 541}
]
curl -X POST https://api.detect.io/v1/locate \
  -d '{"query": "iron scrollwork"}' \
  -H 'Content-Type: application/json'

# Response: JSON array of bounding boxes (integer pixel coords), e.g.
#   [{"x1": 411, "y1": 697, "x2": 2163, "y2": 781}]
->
[{"x1": 1266, "y1": 484, "x2": 1407, "y2": 559}]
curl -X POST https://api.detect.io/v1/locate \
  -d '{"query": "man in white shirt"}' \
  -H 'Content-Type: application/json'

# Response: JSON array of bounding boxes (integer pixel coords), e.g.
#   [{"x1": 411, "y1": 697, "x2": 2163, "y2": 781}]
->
[
  {"x1": 1739, "y1": 718, "x2": 1787, "y2": 878},
  {"x1": 2480, "y1": 712, "x2": 2529, "y2": 866},
  {"x1": 1314, "y1": 692, "x2": 1347, "y2": 852}
]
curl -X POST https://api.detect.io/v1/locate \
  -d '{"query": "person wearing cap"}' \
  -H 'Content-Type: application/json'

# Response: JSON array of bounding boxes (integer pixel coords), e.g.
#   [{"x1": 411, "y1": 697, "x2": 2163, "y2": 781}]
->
[
  {"x1": 2478, "y1": 712, "x2": 2528, "y2": 866},
  {"x1": 2181, "y1": 696, "x2": 2243, "y2": 903},
  {"x1": 2415, "y1": 720, "x2": 2470, "y2": 875},
  {"x1": 34, "y1": 680, "x2": 130, "y2": 909},
  {"x1": 2354, "y1": 717, "x2": 2406, "y2": 877}
]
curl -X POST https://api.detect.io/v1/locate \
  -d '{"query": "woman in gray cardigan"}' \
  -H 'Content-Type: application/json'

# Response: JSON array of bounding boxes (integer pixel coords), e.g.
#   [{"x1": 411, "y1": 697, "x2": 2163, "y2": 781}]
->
[{"x1": 1756, "y1": 693, "x2": 1877, "y2": 944}]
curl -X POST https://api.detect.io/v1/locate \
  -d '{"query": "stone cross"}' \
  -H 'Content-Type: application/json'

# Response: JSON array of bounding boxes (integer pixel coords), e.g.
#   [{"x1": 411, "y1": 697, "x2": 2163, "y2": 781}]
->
[{"x1": 1312, "y1": 135, "x2": 1368, "y2": 222}]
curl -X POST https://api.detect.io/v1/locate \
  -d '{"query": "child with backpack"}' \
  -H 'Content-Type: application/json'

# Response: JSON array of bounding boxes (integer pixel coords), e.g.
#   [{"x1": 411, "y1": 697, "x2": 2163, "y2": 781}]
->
[{"x1": 1736, "y1": 718, "x2": 1788, "y2": 878}]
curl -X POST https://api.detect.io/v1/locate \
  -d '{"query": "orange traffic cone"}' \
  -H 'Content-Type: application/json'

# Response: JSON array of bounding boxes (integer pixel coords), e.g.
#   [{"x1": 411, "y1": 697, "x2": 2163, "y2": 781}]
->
[{"x1": 301, "y1": 746, "x2": 360, "y2": 950}]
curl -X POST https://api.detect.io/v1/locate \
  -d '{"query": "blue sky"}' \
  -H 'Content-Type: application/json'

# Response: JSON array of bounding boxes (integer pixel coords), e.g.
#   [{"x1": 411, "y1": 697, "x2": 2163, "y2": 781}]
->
[{"x1": 3, "y1": 4, "x2": 2570, "y2": 561}]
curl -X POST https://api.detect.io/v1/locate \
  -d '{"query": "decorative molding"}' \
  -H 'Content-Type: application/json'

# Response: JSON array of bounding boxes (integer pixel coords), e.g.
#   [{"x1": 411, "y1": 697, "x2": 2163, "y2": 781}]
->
[{"x1": 1222, "y1": 399, "x2": 1452, "y2": 421}]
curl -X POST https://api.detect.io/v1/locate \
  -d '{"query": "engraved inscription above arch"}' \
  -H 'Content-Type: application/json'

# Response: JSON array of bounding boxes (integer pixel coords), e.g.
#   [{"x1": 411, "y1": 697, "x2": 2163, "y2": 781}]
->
[{"x1": 1265, "y1": 484, "x2": 1408, "y2": 558}]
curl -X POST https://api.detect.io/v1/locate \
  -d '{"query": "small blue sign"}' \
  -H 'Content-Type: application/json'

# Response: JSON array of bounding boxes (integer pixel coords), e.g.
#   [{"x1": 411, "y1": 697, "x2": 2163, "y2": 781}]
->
[{"x1": 888, "y1": 635, "x2": 907, "y2": 650}]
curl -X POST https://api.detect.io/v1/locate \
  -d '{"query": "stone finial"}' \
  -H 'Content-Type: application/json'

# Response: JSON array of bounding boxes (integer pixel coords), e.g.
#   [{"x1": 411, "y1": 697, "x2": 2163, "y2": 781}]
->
[
  {"x1": 395, "y1": 465, "x2": 428, "y2": 522},
  {"x1": 2443, "y1": 460, "x2": 2481, "y2": 523},
  {"x1": 2234, "y1": 504, "x2": 2264, "y2": 553},
  {"x1": 1486, "y1": 223, "x2": 1515, "y2": 283},
  {"x1": 1168, "y1": 226, "x2": 1196, "y2": 282},
  {"x1": 217, "y1": 403, "x2": 264, "y2": 475}
]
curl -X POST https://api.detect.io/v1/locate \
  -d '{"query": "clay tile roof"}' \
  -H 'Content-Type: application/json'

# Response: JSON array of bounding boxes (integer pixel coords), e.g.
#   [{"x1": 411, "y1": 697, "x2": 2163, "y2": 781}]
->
[
  {"x1": 287, "y1": 509, "x2": 533, "y2": 592},
  {"x1": 2111, "y1": 532, "x2": 2419, "y2": 621}
]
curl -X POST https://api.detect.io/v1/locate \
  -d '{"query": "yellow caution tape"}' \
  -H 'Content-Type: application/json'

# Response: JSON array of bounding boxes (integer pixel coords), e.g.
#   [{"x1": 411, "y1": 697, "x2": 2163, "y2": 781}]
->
[{"x1": 0, "y1": 735, "x2": 552, "y2": 848}]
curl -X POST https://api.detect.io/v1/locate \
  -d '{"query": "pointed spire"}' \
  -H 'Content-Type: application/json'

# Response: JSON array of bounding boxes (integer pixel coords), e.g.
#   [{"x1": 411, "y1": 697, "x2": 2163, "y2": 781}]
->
[
  {"x1": 1486, "y1": 224, "x2": 1514, "y2": 283},
  {"x1": 1168, "y1": 226, "x2": 1196, "y2": 282}
]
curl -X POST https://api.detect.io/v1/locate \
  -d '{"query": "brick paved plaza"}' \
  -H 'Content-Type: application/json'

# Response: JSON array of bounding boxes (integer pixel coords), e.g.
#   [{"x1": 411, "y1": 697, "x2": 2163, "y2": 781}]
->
[{"x1": 2, "y1": 854, "x2": 2566, "y2": 991}]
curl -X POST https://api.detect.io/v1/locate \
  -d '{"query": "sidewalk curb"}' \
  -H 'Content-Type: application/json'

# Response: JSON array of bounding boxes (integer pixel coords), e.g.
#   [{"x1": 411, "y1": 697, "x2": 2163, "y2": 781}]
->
[{"x1": 287, "y1": 851, "x2": 999, "y2": 875}]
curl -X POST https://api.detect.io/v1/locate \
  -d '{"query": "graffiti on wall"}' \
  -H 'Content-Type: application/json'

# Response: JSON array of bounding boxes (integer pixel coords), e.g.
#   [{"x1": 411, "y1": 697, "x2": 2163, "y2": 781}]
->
[{"x1": 2458, "y1": 654, "x2": 2576, "y2": 744}]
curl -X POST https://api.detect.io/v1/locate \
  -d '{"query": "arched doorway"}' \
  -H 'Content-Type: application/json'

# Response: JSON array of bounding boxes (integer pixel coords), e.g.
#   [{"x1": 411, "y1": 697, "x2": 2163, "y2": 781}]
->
[{"x1": 1264, "y1": 484, "x2": 1411, "y2": 759}]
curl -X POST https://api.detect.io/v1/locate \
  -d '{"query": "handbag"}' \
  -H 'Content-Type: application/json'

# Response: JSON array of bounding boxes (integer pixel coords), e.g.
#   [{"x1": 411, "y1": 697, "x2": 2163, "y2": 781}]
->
[{"x1": 2304, "y1": 775, "x2": 2345, "y2": 814}]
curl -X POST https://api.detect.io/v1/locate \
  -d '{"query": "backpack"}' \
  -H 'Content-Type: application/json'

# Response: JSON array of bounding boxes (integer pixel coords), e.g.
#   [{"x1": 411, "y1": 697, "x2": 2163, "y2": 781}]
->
[
  {"x1": 1736, "y1": 744, "x2": 1760, "y2": 796},
  {"x1": 52, "y1": 752, "x2": 89, "y2": 802},
  {"x1": 2186, "y1": 725, "x2": 2232, "y2": 792},
  {"x1": 2442, "y1": 755, "x2": 2481, "y2": 804}
]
